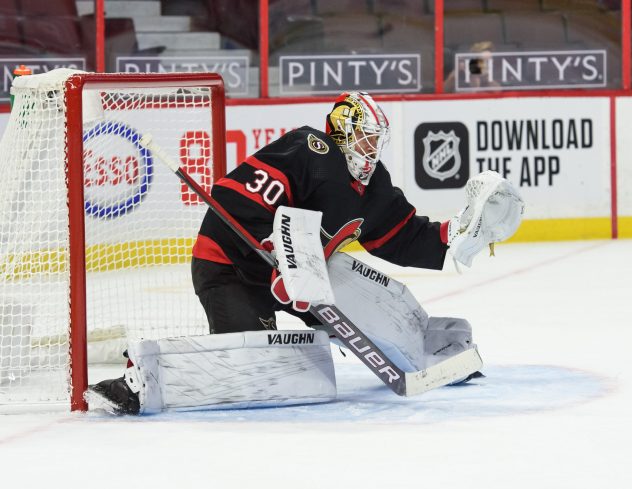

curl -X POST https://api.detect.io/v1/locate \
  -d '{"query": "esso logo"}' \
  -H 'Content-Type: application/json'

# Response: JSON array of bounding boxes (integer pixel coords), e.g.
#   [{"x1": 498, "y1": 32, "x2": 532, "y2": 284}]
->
[{"x1": 83, "y1": 121, "x2": 153, "y2": 219}]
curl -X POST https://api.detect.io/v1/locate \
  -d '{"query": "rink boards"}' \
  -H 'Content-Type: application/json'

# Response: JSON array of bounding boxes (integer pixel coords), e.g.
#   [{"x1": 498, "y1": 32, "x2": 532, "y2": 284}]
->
[{"x1": 1, "y1": 94, "x2": 631, "y2": 242}]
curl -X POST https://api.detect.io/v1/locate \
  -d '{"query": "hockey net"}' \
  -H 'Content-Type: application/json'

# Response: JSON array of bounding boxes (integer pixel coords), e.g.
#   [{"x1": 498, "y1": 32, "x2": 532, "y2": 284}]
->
[{"x1": 0, "y1": 70, "x2": 226, "y2": 411}]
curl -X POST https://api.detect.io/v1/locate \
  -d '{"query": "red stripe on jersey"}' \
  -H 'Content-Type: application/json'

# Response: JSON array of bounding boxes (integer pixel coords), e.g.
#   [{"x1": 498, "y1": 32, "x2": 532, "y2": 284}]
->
[
  {"x1": 192, "y1": 234, "x2": 233, "y2": 264},
  {"x1": 361, "y1": 209, "x2": 416, "y2": 251},
  {"x1": 245, "y1": 155, "x2": 294, "y2": 206},
  {"x1": 324, "y1": 218, "x2": 364, "y2": 259},
  {"x1": 214, "y1": 177, "x2": 275, "y2": 213}
]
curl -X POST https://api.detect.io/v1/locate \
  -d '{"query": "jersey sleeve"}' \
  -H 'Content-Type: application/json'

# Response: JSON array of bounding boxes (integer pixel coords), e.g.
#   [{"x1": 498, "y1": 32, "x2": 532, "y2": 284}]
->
[
  {"x1": 209, "y1": 130, "x2": 314, "y2": 242},
  {"x1": 359, "y1": 167, "x2": 448, "y2": 270},
  {"x1": 196, "y1": 129, "x2": 324, "y2": 284}
]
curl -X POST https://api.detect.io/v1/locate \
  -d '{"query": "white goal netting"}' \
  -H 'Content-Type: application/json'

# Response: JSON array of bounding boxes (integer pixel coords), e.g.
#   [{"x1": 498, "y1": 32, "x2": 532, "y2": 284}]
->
[{"x1": 0, "y1": 70, "x2": 223, "y2": 408}]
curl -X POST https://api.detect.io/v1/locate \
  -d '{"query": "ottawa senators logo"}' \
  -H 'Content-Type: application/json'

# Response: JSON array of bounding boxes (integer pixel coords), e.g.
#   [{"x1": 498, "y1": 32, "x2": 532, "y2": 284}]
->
[
  {"x1": 259, "y1": 316, "x2": 277, "y2": 330},
  {"x1": 322, "y1": 218, "x2": 364, "y2": 259},
  {"x1": 307, "y1": 133, "x2": 329, "y2": 154},
  {"x1": 325, "y1": 96, "x2": 364, "y2": 145}
]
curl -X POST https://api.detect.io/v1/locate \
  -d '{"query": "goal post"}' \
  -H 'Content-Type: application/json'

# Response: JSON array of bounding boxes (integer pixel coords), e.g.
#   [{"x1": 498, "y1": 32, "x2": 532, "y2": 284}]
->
[{"x1": 0, "y1": 70, "x2": 226, "y2": 411}]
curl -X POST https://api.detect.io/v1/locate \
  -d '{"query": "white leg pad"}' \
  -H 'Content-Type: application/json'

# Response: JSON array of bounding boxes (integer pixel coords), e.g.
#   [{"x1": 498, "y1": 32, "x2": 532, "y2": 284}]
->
[
  {"x1": 126, "y1": 330, "x2": 337, "y2": 414},
  {"x1": 327, "y1": 253, "x2": 428, "y2": 371},
  {"x1": 327, "y1": 253, "x2": 477, "y2": 371},
  {"x1": 424, "y1": 317, "x2": 474, "y2": 368}
]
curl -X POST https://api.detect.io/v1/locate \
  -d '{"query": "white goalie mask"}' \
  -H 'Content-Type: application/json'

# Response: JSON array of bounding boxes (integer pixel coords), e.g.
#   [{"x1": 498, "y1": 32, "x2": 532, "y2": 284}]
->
[{"x1": 326, "y1": 92, "x2": 390, "y2": 185}]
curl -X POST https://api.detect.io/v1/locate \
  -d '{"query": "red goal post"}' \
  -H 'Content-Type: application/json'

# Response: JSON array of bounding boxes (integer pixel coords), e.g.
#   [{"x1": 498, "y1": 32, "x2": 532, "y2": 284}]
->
[{"x1": 0, "y1": 71, "x2": 226, "y2": 411}]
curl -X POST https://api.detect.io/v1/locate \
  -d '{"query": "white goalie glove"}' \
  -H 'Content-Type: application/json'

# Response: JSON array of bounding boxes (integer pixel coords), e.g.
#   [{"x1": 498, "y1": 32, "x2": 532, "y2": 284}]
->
[{"x1": 447, "y1": 171, "x2": 525, "y2": 267}]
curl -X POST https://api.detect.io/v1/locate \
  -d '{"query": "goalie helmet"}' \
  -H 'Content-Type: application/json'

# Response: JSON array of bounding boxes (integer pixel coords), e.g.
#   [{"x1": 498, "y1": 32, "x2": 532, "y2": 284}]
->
[{"x1": 326, "y1": 92, "x2": 390, "y2": 185}]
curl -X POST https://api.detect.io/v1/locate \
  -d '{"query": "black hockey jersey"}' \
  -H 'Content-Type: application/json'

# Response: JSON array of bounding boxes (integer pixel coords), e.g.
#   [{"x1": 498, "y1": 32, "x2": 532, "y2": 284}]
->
[{"x1": 193, "y1": 126, "x2": 448, "y2": 284}]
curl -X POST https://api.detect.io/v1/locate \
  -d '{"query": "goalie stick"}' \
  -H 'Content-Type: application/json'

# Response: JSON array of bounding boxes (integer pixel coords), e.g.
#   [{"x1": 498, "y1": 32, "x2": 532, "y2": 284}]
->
[{"x1": 139, "y1": 133, "x2": 482, "y2": 396}]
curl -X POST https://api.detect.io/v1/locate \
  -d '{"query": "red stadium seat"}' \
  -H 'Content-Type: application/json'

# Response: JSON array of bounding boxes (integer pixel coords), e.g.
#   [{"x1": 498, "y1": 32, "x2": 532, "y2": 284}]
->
[
  {"x1": 0, "y1": 15, "x2": 21, "y2": 55},
  {"x1": 17, "y1": 0, "x2": 83, "y2": 55},
  {"x1": 206, "y1": 0, "x2": 258, "y2": 49},
  {"x1": 21, "y1": 17, "x2": 83, "y2": 54},
  {"x1": 79, "y1": 15, "x2": 139, "y2": 71},
  {"x1": 19, "y1": 0, "x2": 78, "y2": 16},
  {"x1": 1, "y1": 0, "x2": 18, "y2": 15}
]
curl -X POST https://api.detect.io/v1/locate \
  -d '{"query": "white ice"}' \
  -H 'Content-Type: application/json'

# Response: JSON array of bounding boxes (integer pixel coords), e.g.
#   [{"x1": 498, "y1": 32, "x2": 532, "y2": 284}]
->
[{"x1": 1, "y1": 240, "x2": 630, "y2": 489}]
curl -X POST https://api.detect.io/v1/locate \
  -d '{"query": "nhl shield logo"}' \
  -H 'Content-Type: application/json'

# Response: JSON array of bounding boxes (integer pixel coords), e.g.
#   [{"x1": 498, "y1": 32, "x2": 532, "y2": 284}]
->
[
  {"x1": 415, "y1": 122, "x2": 469, "y2": 189},
  {"x1": 422, "y1": 130, "x2": 461, "y2": 181}
]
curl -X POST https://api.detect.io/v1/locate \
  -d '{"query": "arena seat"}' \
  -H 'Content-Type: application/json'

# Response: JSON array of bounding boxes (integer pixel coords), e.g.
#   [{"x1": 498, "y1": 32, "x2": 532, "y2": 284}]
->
[
  {"x1": 206, "y1": 0, "x2": 259, "y2": 49},
  {"x1": 19, "y1": 0, "x2": 77, "y2": 16},
  {"x1": 270, "y1": 0, "x2": 315, "y2": 20},
  {"x1": 269, "y1": 0, "x2": 320, "y2": 54},
  {"x1": 0, "y1": 15, "x2": 21, "y2": 55},
  {"x1": 486, "y1": 0, "x2": 542, "y2": 12},
  {"x1": 444, "y1": 13, "x2": 504, "y2": 50},
  {"x1": 270, "y1": 19, "x2": 324, "y2": 56},
  {"x1": 379, "y1": 13, "x2": 434, "y2": 48},
  {"x1": 503, "y1": 12, "x2": 568, "y2": 48},
  {"x1": 564, "y1": 10, "x2": 620, "y2": 46},
  {"x1": 0, "y1": 0, "x2": 18, "y2": 15},
  {"x1": 374, "y1": 0, "x2": 425, "y2": 16},
  {"x1": 314, "y1": 0, "x2": 375, "y2": 15},
  {"x1": 426, "y1": 0, "x2": 485, "y2": 13},
  {"x1": 0, "y1": 0, "x2": 19, "y2": 53},
  {"x1": 18, "y1": 0, "x2": 84, "y2": 55},
  {"x1": 540, "y1": 0, "x2": 613, "y2": 11},
  {"x1": 319, "y1": 13, "x2": 384, "y2": 53},
  {"x1": 79, "y1": 15, "x2": 140, "y2": 71},
  {"x1": 21, "y1": 17, "x2": 83, "y2": 54}
]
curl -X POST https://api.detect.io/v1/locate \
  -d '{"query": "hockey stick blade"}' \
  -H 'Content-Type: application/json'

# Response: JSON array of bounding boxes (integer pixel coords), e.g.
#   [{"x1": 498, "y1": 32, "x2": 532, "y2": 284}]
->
[
  {"x1": 404, "y1": 348, "x2": 483, "y2": 396},
  {"x1": 143, "y1": 135, "x2": 482, "y2": 397}
]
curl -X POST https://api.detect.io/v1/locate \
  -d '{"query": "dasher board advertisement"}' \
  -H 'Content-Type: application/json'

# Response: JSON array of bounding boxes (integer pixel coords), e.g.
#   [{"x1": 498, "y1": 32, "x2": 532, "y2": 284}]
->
[
  {"x1": 402, "y1": 97, "x2": 611, "y2": 221},
  {"x1": 0, "y1": 96, "x2": 614, "y2": 236}
]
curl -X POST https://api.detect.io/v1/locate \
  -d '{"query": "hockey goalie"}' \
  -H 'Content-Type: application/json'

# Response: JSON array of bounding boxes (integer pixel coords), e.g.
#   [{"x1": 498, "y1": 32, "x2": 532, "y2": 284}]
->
[{"x1": 87, "y1": 92, "x2": 524, "y2": 415}]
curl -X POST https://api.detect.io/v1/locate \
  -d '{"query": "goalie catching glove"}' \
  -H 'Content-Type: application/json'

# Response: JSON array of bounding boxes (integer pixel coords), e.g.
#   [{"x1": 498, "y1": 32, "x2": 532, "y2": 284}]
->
[{"x1": 443, "y1": 171, "x2": 524, "y2": 267}]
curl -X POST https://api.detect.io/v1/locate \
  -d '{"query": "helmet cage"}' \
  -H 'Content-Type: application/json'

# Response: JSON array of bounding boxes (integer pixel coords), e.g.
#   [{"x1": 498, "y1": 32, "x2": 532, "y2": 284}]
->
[{"x1": 343, "y1": 117, "x2": 389, "y2": 166}]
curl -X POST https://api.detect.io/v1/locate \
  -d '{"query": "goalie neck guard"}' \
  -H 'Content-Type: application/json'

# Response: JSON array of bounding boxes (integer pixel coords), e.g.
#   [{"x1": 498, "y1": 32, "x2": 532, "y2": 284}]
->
[{"x1": 326, "y1": 92, "x2": 390, "y2": 186}]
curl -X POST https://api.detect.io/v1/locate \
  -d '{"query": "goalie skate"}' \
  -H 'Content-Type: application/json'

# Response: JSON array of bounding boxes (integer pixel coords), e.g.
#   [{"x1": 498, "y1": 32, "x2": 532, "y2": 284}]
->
[{"x1": 84, "y1": 377, "x2": 140, "y2": 415}]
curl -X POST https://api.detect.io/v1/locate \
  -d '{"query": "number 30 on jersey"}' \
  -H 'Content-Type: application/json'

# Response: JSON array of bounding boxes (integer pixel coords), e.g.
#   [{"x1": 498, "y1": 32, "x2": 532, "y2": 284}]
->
[{"x1": 245, "y1": 169, "x2": 285, "y2": 205}]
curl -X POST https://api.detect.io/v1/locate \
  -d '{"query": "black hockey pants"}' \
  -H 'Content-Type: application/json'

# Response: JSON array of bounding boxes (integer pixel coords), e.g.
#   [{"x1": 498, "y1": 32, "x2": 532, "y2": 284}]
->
[{"x1": 191, "y1": 257, "x2": 313, "y2": 334}]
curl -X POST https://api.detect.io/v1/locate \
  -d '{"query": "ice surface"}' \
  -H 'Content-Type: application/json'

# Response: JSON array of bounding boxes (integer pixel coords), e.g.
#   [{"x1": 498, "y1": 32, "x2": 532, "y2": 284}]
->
[{"x1": 1, "y1": 240, "x2": 630, "y2": 489}]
